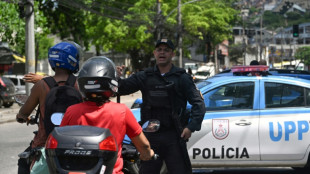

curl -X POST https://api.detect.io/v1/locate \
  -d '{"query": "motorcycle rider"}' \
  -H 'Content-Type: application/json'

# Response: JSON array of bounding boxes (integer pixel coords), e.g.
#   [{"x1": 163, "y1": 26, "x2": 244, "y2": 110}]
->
[
  {"x1": 117, "y1": 39, "x2": 206, "y2": 174},
  {"x1": 16, "y1": 41, "x2": 82, "y2": 174},
  {"x1": 60, "y1": 56, "x2": 155, "y2": 174}
]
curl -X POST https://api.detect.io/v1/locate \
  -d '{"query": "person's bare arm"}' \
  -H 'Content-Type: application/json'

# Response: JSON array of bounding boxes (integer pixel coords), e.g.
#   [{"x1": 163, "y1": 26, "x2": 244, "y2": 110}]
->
[
  {"x1": 23, "y1": 73, "x2": 44, "y2": 84},
  {"x1": 16, "y1": 82, "x2": 41, "y2": 123},
  {"x1": 130, "y1": 132, "x2": 154, "y2": 161}
]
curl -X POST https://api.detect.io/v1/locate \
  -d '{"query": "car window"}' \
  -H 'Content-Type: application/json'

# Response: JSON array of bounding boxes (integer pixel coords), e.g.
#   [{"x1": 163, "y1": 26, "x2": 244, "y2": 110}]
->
[
  {"x1": 196, "y1": 81, "x2": 211, "y2": 89},
  {"x1": 203, "y1": 82, "x2": 254, "y2": 111},
  {"x1": 9, "y1": 78, "x2": 18, "y2": 85},
  {"x1": 265, "y1": 82, "x2": 306, "y2": 108},
  {"x1": 20, "y1": 79, "x2": 25, "y2": 85},
  {"x1": 195, "y1": 71, "x2": 210, "y2": 76}
]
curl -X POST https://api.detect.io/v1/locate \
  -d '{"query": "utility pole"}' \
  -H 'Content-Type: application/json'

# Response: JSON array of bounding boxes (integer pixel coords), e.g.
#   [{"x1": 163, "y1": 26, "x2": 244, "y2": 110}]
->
[
  {"x1": 25, "y1": 0, "x2": 35, "y2": 95},
  {"x1": 178, "y1": 0, "x2": 183, "y2": 68},
  {"x1": 260, "y1": 5, "x2": 263, "y2": 61},
  {"x1": 157, "y1": 0, "x2": 161, "y2": 40}
]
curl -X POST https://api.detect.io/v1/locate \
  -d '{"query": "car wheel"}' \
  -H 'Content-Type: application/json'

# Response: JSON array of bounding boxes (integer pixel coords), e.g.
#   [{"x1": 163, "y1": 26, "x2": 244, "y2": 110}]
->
[{"x1": 3, "y1": 102, "x2": 13, "y2": 108}]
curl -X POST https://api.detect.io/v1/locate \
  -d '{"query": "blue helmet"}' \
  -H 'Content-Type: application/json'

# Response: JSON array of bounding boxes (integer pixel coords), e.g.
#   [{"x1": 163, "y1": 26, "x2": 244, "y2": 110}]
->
[{"x1": 48, "y1": 41, "x2": 82, "y2": 73}]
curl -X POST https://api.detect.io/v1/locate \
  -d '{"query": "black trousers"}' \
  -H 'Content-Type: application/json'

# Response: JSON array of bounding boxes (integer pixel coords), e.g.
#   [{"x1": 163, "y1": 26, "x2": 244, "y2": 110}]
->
[{"x1": 139, "y1": 130, "x2": 192, "y2": 174}]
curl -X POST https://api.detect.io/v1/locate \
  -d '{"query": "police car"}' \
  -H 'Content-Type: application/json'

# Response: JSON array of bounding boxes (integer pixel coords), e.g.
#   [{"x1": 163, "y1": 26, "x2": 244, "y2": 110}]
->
[{"x1": 130, "y1": 65, "x2": 310, "y2": 171}]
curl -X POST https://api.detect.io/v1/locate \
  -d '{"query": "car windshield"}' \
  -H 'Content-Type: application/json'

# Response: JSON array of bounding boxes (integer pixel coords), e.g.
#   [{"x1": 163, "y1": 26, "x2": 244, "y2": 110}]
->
[{"x1": 196, "y1": 81, "x2": 211, "y2": 89}]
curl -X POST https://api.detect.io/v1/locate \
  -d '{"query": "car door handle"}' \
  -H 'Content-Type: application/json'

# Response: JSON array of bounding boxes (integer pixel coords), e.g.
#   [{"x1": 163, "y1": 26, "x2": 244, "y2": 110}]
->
[{"x1": 235, "y1": 120, "x2": 252, "y2": 126}]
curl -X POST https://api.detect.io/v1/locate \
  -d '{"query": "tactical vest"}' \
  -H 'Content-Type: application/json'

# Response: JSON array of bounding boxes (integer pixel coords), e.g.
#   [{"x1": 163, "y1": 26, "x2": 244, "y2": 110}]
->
[{"x1": 140, "y1": 68, "x2": 186, "y2": 130}]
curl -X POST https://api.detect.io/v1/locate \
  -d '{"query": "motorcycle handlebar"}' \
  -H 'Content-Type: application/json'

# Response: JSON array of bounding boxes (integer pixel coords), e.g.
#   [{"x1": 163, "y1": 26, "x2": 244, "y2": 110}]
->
[{"x1": 122, "y1": 148, "x2": 159, "y2": 160}]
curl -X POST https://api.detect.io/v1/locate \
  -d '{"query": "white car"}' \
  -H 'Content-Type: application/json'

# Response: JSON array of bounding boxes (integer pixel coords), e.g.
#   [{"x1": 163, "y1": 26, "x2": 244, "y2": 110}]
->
[
  {"x1": 131, "y1": 66, "x2": 310, "y2": 172},
  {"x1": 3, "y1": 75, "x2": 26, "y2": 95}
]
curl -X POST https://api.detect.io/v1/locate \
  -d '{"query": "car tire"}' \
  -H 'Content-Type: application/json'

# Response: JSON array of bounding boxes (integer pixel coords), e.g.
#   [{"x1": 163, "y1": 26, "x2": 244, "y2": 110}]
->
[{"x1": 3, "y1": 102, "x2": 13, "y2": 108}]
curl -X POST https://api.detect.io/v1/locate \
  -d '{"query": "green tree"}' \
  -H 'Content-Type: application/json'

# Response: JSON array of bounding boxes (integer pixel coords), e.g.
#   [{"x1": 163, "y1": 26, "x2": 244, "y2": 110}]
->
[
  {"x1": 38, "y1": 0, "x2": 89, "y2": 48},
  {"x1": 0, "y1": 1, "x2": 52, "y2": 60},
  {"x1": 295, "y1": 46, "x2": 310, "y2": 65},
  {"x1": 123, "y1": 0, "x2": 239, "y2": 67},
  {"x1": 15, "y1": 0, "x2": 238, "y2": 70},
  {"x1": 0, "y1": 1, "x2": 25, "y2": 54}
]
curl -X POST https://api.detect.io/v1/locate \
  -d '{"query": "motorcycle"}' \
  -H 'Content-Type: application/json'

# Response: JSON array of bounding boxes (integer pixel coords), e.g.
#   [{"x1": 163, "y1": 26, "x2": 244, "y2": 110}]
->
[
  {"x1": 45, "y1": 117, "x2": 159, "y2": 174},
  {"x1": 16, "y1": 94, "x2": 159, "y2": 174}
]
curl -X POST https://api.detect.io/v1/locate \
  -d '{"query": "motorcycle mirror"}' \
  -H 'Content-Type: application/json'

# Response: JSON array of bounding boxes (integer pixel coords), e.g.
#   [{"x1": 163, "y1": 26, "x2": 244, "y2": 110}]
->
[
  {"x1": 142, "y1": 119, "x2": 160, "y2": 133},
  {"x1": 51, "y1": 113, "x2": 64, "y2": 126},
  {"x1": 14, "y1": 94, "x2": 28, "y2": 105}
]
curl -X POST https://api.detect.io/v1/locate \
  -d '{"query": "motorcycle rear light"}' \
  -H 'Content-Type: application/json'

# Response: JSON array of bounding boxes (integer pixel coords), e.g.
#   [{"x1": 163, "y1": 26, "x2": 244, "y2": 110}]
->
[
  {"x1": 45, "y1": 134, "x2": 58, "y2": 149},
  {"x1": 99, "y1": 136, "x2": 117, "y2": 151}
]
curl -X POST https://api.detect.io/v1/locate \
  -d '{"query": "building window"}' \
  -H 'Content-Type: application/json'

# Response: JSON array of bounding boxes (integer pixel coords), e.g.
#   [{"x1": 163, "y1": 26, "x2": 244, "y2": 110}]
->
[
  {"x1": 305, "y1": 26, "x2": 310, "y2": 34},
  {"x1": 297, "y1": 38, "x2": 304, "y2": 44}
]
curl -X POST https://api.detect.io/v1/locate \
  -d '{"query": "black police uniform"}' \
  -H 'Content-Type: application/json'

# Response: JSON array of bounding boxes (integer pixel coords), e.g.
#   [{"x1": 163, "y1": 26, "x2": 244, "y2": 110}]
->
[{"x1": 118, "y1": 65, "x2": 206, "y2": 174}]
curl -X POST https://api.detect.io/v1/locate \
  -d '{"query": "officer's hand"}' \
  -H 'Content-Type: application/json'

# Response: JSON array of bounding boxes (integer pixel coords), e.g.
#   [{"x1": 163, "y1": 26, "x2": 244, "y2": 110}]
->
[
  {"x1": 23, "y1": 73, "x2": 44, "y2": 84},
  {"x1": 116, "y1": 65, "x2": 126, "y2": 78},
  {"x1": 181, "y1": 127, "x2": 192, "y2": 141}
]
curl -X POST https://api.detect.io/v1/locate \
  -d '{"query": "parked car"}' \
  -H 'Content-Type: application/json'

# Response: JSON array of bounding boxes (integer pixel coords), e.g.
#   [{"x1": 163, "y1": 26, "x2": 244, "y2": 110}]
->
[
  {"x1": 130, "y1": 66, "x2": 310, "y2": 171},
  {"x1": 0, "y1": 76, "x2": 15, "y2": 108},
  {"x1": 3, "y1": 75, "x2": 26, "y2": 95}
]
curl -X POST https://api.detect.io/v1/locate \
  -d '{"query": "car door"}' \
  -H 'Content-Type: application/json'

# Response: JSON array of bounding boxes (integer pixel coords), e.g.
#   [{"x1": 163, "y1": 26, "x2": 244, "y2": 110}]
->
[
  {"x1": 259, "y1": 80, "x2": 310, "y2": 161},
  {"x1": 188, "y1": 80, "x2": 260, "y2": 166}
]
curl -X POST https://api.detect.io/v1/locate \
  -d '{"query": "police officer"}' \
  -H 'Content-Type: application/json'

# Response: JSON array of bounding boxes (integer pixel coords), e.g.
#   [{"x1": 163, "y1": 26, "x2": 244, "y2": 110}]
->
[{"x1": 117, "y1": 39, "x2": 206, "y2": 174}]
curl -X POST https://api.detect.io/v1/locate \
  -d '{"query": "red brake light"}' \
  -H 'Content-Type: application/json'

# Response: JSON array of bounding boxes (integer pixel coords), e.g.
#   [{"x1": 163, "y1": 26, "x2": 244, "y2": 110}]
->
[
  {"x1": 45, "y1": 135, "x2": 58, "y2": 149},
  {"x1": 231, "y1": 65, "x2": 269, "y2": 73},
  {"x1": 99, "y1": 136, "x2": 117, "y2": 151}
]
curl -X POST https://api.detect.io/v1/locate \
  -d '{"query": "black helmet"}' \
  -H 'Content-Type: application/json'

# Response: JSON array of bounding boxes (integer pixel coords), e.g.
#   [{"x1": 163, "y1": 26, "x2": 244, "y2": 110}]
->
[{"x1": 78, "y1": 56, "x2": 118, "y2": 101}]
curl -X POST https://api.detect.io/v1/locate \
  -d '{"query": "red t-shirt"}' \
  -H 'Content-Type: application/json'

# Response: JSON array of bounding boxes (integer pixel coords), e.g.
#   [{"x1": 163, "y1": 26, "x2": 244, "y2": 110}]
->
[{"x1": 60, "y1": 101, "x2": 142, "y2": 174}]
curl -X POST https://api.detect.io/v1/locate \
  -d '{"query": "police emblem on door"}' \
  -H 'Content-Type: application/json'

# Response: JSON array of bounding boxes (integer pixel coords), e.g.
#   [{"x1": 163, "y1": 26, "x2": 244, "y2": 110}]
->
[{"x1": 212, "y1": 119, "x2": 229, "y2": 140}]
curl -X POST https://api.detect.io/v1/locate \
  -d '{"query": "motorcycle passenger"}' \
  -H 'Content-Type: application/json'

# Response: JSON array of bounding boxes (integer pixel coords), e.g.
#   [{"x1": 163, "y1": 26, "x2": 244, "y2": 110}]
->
[
  {"x1": 16, "y1": 41, "x2": 82, "y2": 174},
  {"x1": 60, "y1": 56, "x2": 155, "y2": 174},
  {"x1": 117, "y1": 39, "x2": 206, "y2": 174}
]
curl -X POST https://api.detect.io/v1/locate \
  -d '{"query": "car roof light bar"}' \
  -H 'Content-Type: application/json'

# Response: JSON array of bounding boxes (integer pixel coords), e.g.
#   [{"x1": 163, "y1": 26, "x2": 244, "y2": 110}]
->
[
  {"x1": 231, "y1": 65, "x2": 269, "y2": 76},
  {"x1": 231, "y1": 65, "x2": 269, "y2": 73}
]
